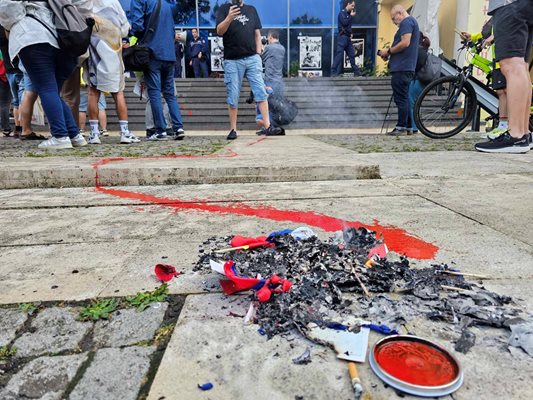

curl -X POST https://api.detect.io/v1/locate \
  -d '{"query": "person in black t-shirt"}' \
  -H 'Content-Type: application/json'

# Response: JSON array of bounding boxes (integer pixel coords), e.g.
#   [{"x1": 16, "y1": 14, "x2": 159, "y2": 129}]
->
[{"x1": 216, "y1": 1, "x2": 283, "y2": 139}]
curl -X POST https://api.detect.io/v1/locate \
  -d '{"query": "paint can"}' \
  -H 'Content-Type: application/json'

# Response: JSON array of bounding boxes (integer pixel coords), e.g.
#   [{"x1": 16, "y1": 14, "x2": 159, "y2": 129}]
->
[{"x1": 369, "y1": 335, "x2": 463, "y2": 397}]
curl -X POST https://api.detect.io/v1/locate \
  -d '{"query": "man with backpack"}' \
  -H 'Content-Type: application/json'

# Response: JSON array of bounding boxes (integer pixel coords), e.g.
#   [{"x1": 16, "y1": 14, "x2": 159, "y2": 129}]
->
[
  {"x1": 130, "y1": 0, "x2": 186, "y2": 141},
  {"x1": 0, "y1": 0, "x2": 93, "y2": 149}
]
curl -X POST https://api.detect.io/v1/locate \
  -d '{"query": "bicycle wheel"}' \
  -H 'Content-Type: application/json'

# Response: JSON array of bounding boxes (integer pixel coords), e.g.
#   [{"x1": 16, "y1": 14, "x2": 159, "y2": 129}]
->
[{"x1": 414, "y1": 75, "x2": 477, "y2": 139}]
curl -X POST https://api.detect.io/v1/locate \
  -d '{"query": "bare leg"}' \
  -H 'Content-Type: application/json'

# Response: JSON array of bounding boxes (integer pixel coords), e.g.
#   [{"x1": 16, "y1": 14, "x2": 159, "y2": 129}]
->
[
  {"x1": 497, "y1": 89, "x2": 507, "y2": 119},
  {"x1": 19, "y1": 91, "x2": 38, "y2": 135},
  {"x1": 13, "y1": 107, "x2": 20, "y2": 128},
  {"x1": 78, "y1": 112, "x2": 86, "y2": 130},
  {"x1": 229, "y1": 107, "x2": 238, "y2": 131},
  {"x1": 524, "y1": 63, "x2": 532, "y2": 131},
  {"x1": 257, "y1": 101, "x2": 271, "y2": 128},
  {"x1": 88, "y1": 87, "x2": 100, "y2": 121},
  {"x1": 98, "y1": 109, "x2": 107, "y2": 130},
  {"x1": 500, "y1": 57, "x2": 530, "y2": 137},
  {"x1": 111, "y1": 92, "x2": 128, "y2": 121}
]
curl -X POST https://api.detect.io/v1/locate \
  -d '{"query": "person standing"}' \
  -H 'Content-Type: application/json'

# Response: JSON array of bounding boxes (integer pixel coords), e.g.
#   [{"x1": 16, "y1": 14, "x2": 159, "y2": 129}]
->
[
  {"x1": 331, "y1": 0, "x2": 360, "y2": 77},
  {"x1": 174, "y1": 35, "x2": 184, "y2": 78},
  {"x1": 86, "y1": 0, "x2": 140, "y2": 144},
  {"x1": 0, "y1": 27, "x2": 23, "y2": 137},
  {"x1": 189, "y1": 28, "x2": 209, "y2": 78},
  {"x1": 475, "y1": 0, "x2": 532, "y2": 153},
  {"x1": 0, "y1": 47, "x2": 11, "y2": 136},
  {"x1": 130, "y1": 0, "x2": 186, "y2": 141},
  {"x1": 216, "y1": 0, "x2": 282, "y2": 140},
  {"x1": 378, "y1": 5, "x2": 420, "y2": 136},
  {"x1": 0, "y1": 1, "x2": 88, "y2": 149},
  {"x1": 262, "y1": 29, "x2": 285, "y2": 97}
]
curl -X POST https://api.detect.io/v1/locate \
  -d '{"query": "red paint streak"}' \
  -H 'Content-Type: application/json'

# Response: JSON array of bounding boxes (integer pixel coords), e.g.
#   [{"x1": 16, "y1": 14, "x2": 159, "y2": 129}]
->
[
  {"x1": 187, "y1": 110, "x2": 193, "y2": 116},
  {"x1": 247, "y1": 137, "x2": 268, "y2": 146},
  {"x1": 91, "y1": 142, "x2": 439, "y2": 260}
]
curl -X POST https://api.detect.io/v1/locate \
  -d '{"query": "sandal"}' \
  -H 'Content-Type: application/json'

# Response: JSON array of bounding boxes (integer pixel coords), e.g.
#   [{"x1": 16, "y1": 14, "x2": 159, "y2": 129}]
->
[
  {"x1": 2, "y1": 129, "x2": 13, "y2": 137},
  {"x1": 20, "y1": 132, "x2": 48, "y2": 141}
]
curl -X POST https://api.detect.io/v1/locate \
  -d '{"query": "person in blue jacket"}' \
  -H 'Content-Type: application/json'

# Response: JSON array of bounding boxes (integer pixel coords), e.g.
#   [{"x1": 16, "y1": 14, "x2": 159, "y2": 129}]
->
[
  {"x1": 130, "y1": 0, "x2": 185, "y2": 141},
  {"x1": 189, "y1": 28, "x2": 209, "y2": 78},
  {"x1": 331, "y1": 0, "x2": 361, "y2": 77}
]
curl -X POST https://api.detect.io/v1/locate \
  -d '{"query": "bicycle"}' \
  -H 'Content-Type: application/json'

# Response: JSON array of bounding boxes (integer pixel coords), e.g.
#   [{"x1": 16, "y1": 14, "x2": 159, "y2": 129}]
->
[{"x1": 413, "y1": 39, "x2": 533, "y2": 139}]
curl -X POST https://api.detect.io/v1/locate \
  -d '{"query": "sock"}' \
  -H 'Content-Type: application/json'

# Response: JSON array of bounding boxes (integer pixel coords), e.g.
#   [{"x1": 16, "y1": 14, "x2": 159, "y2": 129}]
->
[
  {"x1": 89, "y1": 120, "x2": 99, "y2": 136},
  {"x1": 498, "y1": 120, "x2": 508, "y2": 129},
  {"x1": 119, "y1": 120, "x2": 129, "y2": 135},
  {"x1": 15, "y1": 126, "x2": 22, "y2": 133}
]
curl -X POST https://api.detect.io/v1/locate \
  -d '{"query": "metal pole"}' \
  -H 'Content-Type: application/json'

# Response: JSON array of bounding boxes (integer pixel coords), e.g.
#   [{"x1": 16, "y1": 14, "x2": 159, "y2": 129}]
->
[
  {"x1": 287, "y1": 0, "x2": 290, "y2": 77},
  {"x1": 331, "y1": 0, "x2": 336, "y2": 76}
]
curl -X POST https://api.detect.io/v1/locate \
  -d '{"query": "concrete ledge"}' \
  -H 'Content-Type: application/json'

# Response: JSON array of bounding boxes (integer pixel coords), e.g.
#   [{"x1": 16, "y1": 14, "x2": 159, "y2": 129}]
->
[{"x1": 0, "y1": 163, "x2": 380, "y2": 189}]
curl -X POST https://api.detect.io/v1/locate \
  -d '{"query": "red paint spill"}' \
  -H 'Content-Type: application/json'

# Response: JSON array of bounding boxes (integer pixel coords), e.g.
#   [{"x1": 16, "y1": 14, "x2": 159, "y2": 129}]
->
[
  {"x1": 92, "y1": 144, "x2": 439, "y2": 260},
  {"x1": 188, "y1": 110, "x2": 193, "y2": 116}
]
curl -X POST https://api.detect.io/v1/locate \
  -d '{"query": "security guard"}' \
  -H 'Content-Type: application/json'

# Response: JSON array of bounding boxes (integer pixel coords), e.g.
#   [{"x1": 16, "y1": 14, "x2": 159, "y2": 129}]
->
[
  {"x1": 189, "y1": 28, "x2": 209, "y2": 78},
  {"x1": 332, "y1": 0, "x2": 361, "y2": 77}
]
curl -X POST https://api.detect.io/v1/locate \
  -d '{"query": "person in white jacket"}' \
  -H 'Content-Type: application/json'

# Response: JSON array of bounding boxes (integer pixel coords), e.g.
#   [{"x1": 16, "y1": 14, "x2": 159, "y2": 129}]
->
[
  {"x1": 0, "y1": 0, "x2": 92, "y2": 149},
  {"x1": 85, "y1": 0, "x2": 140, "y2": 144}
]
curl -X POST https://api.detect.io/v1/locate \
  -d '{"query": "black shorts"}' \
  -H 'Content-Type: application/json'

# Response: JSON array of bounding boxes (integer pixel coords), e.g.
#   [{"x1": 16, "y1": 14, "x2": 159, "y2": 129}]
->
[
  {"x1": 491, "y1": 68, "x2": 507, "y2": 90},
  {"x1": 493, "y1": 0, "x2": 533, "y2": 62}
]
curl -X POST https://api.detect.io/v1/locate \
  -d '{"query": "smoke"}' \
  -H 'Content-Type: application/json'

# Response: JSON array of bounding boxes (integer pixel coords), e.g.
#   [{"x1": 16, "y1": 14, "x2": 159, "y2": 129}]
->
[{"x1": 285, "y1": 78, "x2": 388, "y2": 129}]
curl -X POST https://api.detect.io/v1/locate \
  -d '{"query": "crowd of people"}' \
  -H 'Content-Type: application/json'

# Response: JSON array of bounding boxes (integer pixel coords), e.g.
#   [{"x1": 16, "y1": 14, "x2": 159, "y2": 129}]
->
[{"x1": 0, "y1": 0, "x2": 531, "y2": 153}]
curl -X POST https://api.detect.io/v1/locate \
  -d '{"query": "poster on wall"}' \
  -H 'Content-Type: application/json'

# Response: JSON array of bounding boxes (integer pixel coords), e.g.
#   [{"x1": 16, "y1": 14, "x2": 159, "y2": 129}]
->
[
  {"x1": 298, "y1": 36, "x2": 322, "y2": 70},
  {"x1": 209, "y1": 36, "x2": 224, "y2": 72},
  {"x1": 298, "y1": 70, "x2": 323, "y2": 78},
  {"x1": 344, "y1": 38, "x2": 365, "y2": 69}
]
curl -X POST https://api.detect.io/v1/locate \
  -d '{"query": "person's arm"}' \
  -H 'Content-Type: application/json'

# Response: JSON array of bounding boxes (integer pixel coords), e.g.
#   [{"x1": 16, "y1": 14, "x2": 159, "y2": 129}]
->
[
  {"x1": 129, "y1": 0, "x2": 145, "y2": 38},
  {"x1": 255, "y1": 29, "x2": 262, "y2": 54},
  {"x1": 216, "y1": 6, "x2": 240, "y2": 36},
  {"x1": 390, "y1": 33, "x2": 412, "y2": 54},
  {"x1": 261, "y1": 45, "x2": 269, "y2": 62}
]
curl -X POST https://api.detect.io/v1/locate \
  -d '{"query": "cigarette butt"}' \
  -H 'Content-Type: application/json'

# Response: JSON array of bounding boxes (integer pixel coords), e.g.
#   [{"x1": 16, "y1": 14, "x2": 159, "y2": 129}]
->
[
  {"x1": 348, "y1": 362, "x2": 363, "y2": 400},
  {"x1": 348, "y1": 362, "x2": 359, "y2": 380}
]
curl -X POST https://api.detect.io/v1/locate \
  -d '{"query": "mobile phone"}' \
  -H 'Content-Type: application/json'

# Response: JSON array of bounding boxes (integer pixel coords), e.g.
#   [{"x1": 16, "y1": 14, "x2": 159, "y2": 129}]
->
[{"x1": 231, "y1": 0, "x2": 240, "y2": 5}]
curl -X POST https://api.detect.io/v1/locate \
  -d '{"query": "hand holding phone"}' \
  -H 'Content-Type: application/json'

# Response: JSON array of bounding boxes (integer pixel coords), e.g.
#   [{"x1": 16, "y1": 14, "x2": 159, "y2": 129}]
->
[{"x1": 227, "y1": 4, "x2": 241, "y2": 21}]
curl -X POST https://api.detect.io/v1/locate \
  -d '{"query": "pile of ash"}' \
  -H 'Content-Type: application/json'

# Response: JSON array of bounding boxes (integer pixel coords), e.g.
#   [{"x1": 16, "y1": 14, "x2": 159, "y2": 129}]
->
[{"x1": 194, "y1": 228, "x2": 528, "y2": 353}]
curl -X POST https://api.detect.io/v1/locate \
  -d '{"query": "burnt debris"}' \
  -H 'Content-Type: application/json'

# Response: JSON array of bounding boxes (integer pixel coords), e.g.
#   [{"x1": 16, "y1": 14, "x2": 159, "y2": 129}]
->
[{"x1": 194, "y1": 228, "x2": 526, "y2": 348}]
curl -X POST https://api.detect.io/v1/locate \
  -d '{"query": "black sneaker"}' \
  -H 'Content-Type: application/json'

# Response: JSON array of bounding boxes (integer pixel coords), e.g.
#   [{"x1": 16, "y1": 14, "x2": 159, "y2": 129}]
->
[
  {"x1": 145, "y1": 128, "x2": 156, "y2": 137},
  {"x1": 174, "y1": 128, "x2": 185, "y2": 141},
  {"x1": 147, "y1": 133, "x2": 168, "y2": 141},
  {"x1": 387, "y1": 128, "x2": 409, "y2": 136},
  {"x1": 475, "y1": 132, "x2": 529, "y2": 154},
  {"x1": 264, "y1": 126, "x2": 285, "y2": 136},
  {"x1": 529, "y1": 132, "x2": 533, "y2": 150},
  {"x1": 227, "y1": 129, "x2": 237, "y2": 140}
]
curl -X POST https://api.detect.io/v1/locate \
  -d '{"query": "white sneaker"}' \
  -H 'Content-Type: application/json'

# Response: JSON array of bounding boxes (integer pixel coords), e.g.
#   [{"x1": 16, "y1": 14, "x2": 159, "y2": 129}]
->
[
  {"x1": 100, "y1": 129, "x2": 109, "y2": 137},
  {"x1": 120, "y1": 132, "x2": 141, "y2": 144},
  {"x1": 71, "y1": 134, "x2": 88, "y2": 147},
  {"x1": 88, "y1": 133, "x2": 101, "y2": 144},
  {"x1": 38, "y1": 136, "x2": 73, "y2": 149}
]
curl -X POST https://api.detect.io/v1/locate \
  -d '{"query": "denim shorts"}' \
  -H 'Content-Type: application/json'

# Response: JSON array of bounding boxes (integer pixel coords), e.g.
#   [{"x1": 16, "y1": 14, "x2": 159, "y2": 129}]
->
[
  {"x1": 224, "y1": 54, "x2": 267, "y2": 108},
  {"x1": 6, "y1": 72, "x2": 24, "y2": 108},
  {"x1": 79, "y1": 89, "x2": 107, "y2": 113},
  {"x1": 23, "y1": 73, "x2": 34, "y2": 92}
]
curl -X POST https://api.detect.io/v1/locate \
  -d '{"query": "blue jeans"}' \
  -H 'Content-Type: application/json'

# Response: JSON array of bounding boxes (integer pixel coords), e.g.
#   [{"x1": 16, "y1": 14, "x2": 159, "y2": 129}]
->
[
  {"x1": 192, "y1": 58, "x2": 208, "y2": 78},
  {"x1": 6, "y1": 72, "x2": 24, "y2": 108},
  {"x1": 0, "y1": 79, "x2": 11, "y2": 131},
  {"x1": 145, "y1": 59, "x2": 183, "y2": 134},
  {"x1": 331, "y1": 35, "x2": 361, "y2": 77},
  {"x1": 408, "y1": 79, "x2": 425, "y2": 131},
  {"x1": 224, "y1": 54, "x2": 267, "y2": 109},
  {"x1": 391, "y1": 71, "x2": 415, "y2": 129},
  {"x1": 18, "y1": 44, "x2": 78, "y2": 138}
]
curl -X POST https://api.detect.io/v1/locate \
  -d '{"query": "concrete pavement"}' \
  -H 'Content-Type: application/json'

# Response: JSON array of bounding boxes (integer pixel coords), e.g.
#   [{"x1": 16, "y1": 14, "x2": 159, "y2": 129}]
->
[{"x1": 0, "y1": 133, "x2": 532, "y2": 399}]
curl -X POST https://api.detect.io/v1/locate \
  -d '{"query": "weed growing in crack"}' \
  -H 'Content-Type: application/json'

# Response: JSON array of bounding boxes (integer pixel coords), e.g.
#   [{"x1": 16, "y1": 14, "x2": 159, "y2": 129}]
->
[
  {"x1": 126, "y1": 284, "x2": 169, "y2": 312},
  {"x1": 78, "y1": 299, "x2": 119, "y2": 321},
  {"x1": 0, "y1": 346, "x2": 17, "y2": 364},
  {"x1": 18, "y1": 303, "x2": 39, "y2": 315}
]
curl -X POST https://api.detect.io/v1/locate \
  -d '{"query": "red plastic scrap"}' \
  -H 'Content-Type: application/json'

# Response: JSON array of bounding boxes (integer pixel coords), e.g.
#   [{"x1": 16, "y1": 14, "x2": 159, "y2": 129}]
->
[
  {"x1": 154, "y1": 264, "x2": 181, "y2": 282},
  {"x1": 230, "y1": 235, "x2": 275, "y2": 250},
  {"x1": 219, "y1": 261, "x2": 292, "y2": 302},
  {"x1": 368, "y1": 243, "x2": 389, "y2": 259}
]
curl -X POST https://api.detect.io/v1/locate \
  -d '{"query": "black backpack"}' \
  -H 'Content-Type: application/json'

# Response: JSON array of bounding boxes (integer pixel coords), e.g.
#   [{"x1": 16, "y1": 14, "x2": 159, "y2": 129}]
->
[{"x1": 28, "y1": 0, "x2": 95, "y2": 57}]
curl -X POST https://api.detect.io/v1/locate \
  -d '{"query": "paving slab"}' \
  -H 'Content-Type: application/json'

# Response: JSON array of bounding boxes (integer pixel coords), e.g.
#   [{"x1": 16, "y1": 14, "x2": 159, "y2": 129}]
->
[
  {"x1": 0, "y1": 353, "x2": 88, "y2": 400},
  {"x1": 0, "y1": 308, "x2": 28, "y2": 347},
  {"x1": 391, "y1": 174, "x2": 533, "y2": 246},
  {"x1": 13, "y1": 307, "x2": 92, "y2": 358},
  {"x1": 93, "y1": 304, "x2": 168, "y2": 348},
  {"x1": 69, "y1": 346, "x2": 155, "y2": 400},
  {"x1": 147, "y1": 294, "x2": 355, "y2": 400}
]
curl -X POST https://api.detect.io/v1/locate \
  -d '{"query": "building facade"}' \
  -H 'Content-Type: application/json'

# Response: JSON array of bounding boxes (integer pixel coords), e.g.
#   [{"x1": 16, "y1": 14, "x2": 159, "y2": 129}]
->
[{"x1": 120, "y1": 0, "x2": 379, "y2": 77}]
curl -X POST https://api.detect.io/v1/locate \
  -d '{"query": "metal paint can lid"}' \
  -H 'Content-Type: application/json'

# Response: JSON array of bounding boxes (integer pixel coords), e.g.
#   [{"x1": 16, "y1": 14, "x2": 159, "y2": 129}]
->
[{"x1": 369, "y1": 335, "x2": 464, "y2": 397}]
